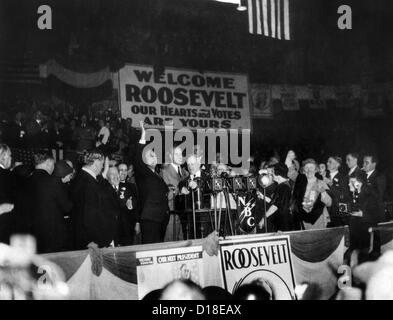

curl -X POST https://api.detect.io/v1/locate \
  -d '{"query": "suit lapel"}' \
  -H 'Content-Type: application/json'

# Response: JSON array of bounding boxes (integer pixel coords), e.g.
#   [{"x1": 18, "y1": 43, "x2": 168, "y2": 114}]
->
[{"x1": 367, "y1": 170, "x2": 377, "y2": 183}]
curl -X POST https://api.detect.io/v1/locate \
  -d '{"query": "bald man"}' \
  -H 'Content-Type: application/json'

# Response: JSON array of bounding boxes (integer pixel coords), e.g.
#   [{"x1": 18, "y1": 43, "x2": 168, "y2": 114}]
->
[{"x1": 179, "y1": 154, "x2": 211, "y2": 239}]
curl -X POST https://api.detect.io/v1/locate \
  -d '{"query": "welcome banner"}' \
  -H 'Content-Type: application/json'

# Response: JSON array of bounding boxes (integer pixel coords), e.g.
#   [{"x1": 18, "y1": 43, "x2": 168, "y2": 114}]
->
[{"x1": 118, "y1": 64, "x2": 251, "y2": 130}]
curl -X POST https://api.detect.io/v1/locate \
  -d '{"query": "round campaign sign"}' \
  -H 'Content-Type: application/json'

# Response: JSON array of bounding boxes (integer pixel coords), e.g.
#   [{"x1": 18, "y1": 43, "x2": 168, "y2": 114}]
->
[{"x1": 235, "y1": 269, "x2": 295, "y2": 300}]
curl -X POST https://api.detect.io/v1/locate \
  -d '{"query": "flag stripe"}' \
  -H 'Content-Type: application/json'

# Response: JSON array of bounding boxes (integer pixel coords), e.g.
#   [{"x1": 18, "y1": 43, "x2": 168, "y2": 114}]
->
[
  {"x1": 283, "y1": 0, "x2": 290, "y2": 40},
  {"x1": 270, "y1": 0, "x2": 276, "y2": 38},
  {"x1": 256, "y1": 0, "x2": 262, "y2": 34},
  {"x1": 262, "y1": 0, "x2": 269, "y2": 36},
  {"x1": 247, "y1": 0, "x2": 291, "y2": 40},
  {"x1": 248, "y1": 0, "x2": 254, "y2": 33},
  {"x1": 277, "y1": 0, "x2": 281, "y2": 39}
]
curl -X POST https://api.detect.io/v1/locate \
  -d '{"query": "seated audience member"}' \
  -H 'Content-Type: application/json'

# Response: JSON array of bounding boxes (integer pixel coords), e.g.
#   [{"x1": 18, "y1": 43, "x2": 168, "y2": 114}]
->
[
  {"x1": 71, "y1": 151, "x2": 117, "y2": 249},
  {"x1": 292, "y1": 159, "x2": 332, "y2": 230},
  {"x1": 5, "y1": 112, "x2": 27, "y2": 148},
  {"x1": 73, "y1": 115, "x2": 95, "y2": 151},
  {"x1": 160, "y1": 280, "x2": 205, "y2": 300},
  {"x1": 95, "y1": 119, "x2": 110, "y2": 151},
  {"x1": 26, "y1": 111, "x2": 49, "y2": 149}
]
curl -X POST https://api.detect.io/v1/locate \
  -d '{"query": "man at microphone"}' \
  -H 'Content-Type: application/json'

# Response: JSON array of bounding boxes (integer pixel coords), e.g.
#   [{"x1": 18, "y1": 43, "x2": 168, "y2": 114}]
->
[{"x1": 179, "y1": 154, "x2": 210, "y2": 238}]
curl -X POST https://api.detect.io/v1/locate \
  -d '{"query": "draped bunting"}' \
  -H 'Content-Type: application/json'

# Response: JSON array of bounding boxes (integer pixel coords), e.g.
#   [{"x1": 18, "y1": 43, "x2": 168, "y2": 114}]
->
[
  {"x1": 45, "y1": 75, "x2": 114, "y2": 104},
  {"x1": 39, "y1": 60, "x2": 115, "y2": 89},
  {"x1": 42, "y1": 227, "x2": 348, "y2": 300},
  {"x1": 290, "y1": 227, "x2": 349, "y2": 263},
  {"x1": 291, "y1": 242, "x2": 344, "y2": 300}
]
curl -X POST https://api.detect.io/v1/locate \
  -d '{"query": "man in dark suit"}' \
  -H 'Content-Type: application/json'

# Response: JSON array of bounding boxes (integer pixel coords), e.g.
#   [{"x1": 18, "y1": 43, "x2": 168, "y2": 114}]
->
[
  {"x1": 103, "y1": 165, "x2": 139, "y2": 246},
  {"x1": 0, "y1": 144, "x2": 16, "y2": 244},
  {"x1": 26, "y1": 110, "x2": 49, "y2": 149},
  {"x1": 118, "y1": 163, "x2": 140, "y2": 245},
  {"x1": 346, "y1": 152, "x2": 363, "y2": 178},
  {"x1": 133, "y1": 121, "x2": 169, "y2": 244},
  {"x1": 326, "y1": 156, "x2": 350, "y2": 227},
  {"x1": 5, "y1": 112, "x2": 27, "y2": 148},
  {"x1": 21, "y1": 153, "x2": 73, "y2": 253},
  {"x1": 161, "y1": 146, "x2": 189, "y2": 241},
  {"x1": 363, "y1": 154, "x2": 386, "y2": 221},
  {"x1": 348, "y1": 173, "x2": 385, "y2": 250},
  {"x1": 71, "y1": 151, "x2": 117, "y2": 249},
  {"x1": 73, "y1": 115, "x2": 95, "y2": 151}
]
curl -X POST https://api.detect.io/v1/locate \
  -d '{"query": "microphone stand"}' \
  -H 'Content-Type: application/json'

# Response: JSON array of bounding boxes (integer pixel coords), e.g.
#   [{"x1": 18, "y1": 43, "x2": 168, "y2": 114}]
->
[
  {"x1": 263, "y1": 186, "x2": 268, "y2": 233},
  {"x1": 191, "y1": 188, "x2": 197, "y2": 239},
  {"x1": 223, "y1": 179, "x2": 234, "y2": 236},
  {"x1": 213, "y1": 191, "x2": 218, "y2": 233}
]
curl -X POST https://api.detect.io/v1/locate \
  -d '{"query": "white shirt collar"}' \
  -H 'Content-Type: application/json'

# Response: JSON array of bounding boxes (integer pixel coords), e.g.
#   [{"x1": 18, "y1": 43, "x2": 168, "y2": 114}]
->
[
  {"x1": 367, "y1": 169, "x2": 375, "y2": 178},
  {"x1": 330, "y1": 170, "x2": 338, "y2": 179},
  {"x1": 348, "y1": 166, "x2": 357, "y2": 175},
  {"x1": 82, "y1": 167, "x2": 97, "y2": 180},
  {"x1": 0, "y1": 163, "x2": 6, "y2": 170}
]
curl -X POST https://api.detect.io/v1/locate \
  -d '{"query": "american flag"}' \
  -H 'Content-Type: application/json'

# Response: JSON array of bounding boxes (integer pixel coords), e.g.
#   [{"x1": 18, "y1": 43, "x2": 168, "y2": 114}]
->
[
  {"x1": 0, "y1": 60, "x2": 41, "y2": 84},
  {"x1": 247, "y1": 0, "x2": 291, "y2": 40}
]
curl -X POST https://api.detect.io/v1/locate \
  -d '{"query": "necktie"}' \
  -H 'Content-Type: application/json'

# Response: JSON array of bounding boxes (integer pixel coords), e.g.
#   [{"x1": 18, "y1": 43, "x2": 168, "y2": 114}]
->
[{"x1": 178, "y1": 166, "x2": 182, "y2": 177}]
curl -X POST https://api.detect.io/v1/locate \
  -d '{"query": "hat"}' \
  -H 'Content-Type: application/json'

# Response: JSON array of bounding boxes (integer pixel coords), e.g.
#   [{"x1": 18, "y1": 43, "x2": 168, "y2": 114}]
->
[
  {"x1": 271, "y1": 163, "x2": 288, "y2": 178},
  {"x1": 53, "y1": 160, "x2": 73, "y2": 178}
]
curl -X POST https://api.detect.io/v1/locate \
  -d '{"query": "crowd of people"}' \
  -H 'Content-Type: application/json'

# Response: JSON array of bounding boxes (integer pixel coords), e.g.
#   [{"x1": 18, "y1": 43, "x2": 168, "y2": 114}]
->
[
  {"x1": 0, "y1": 106, "x2": 138, "y2": 157},
  {"x1": 0, "y1": 107, "x2": 391, "y2": 258},
  {"x1": 255, "y1": 151, "x2": 388, "y2": 253}
]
